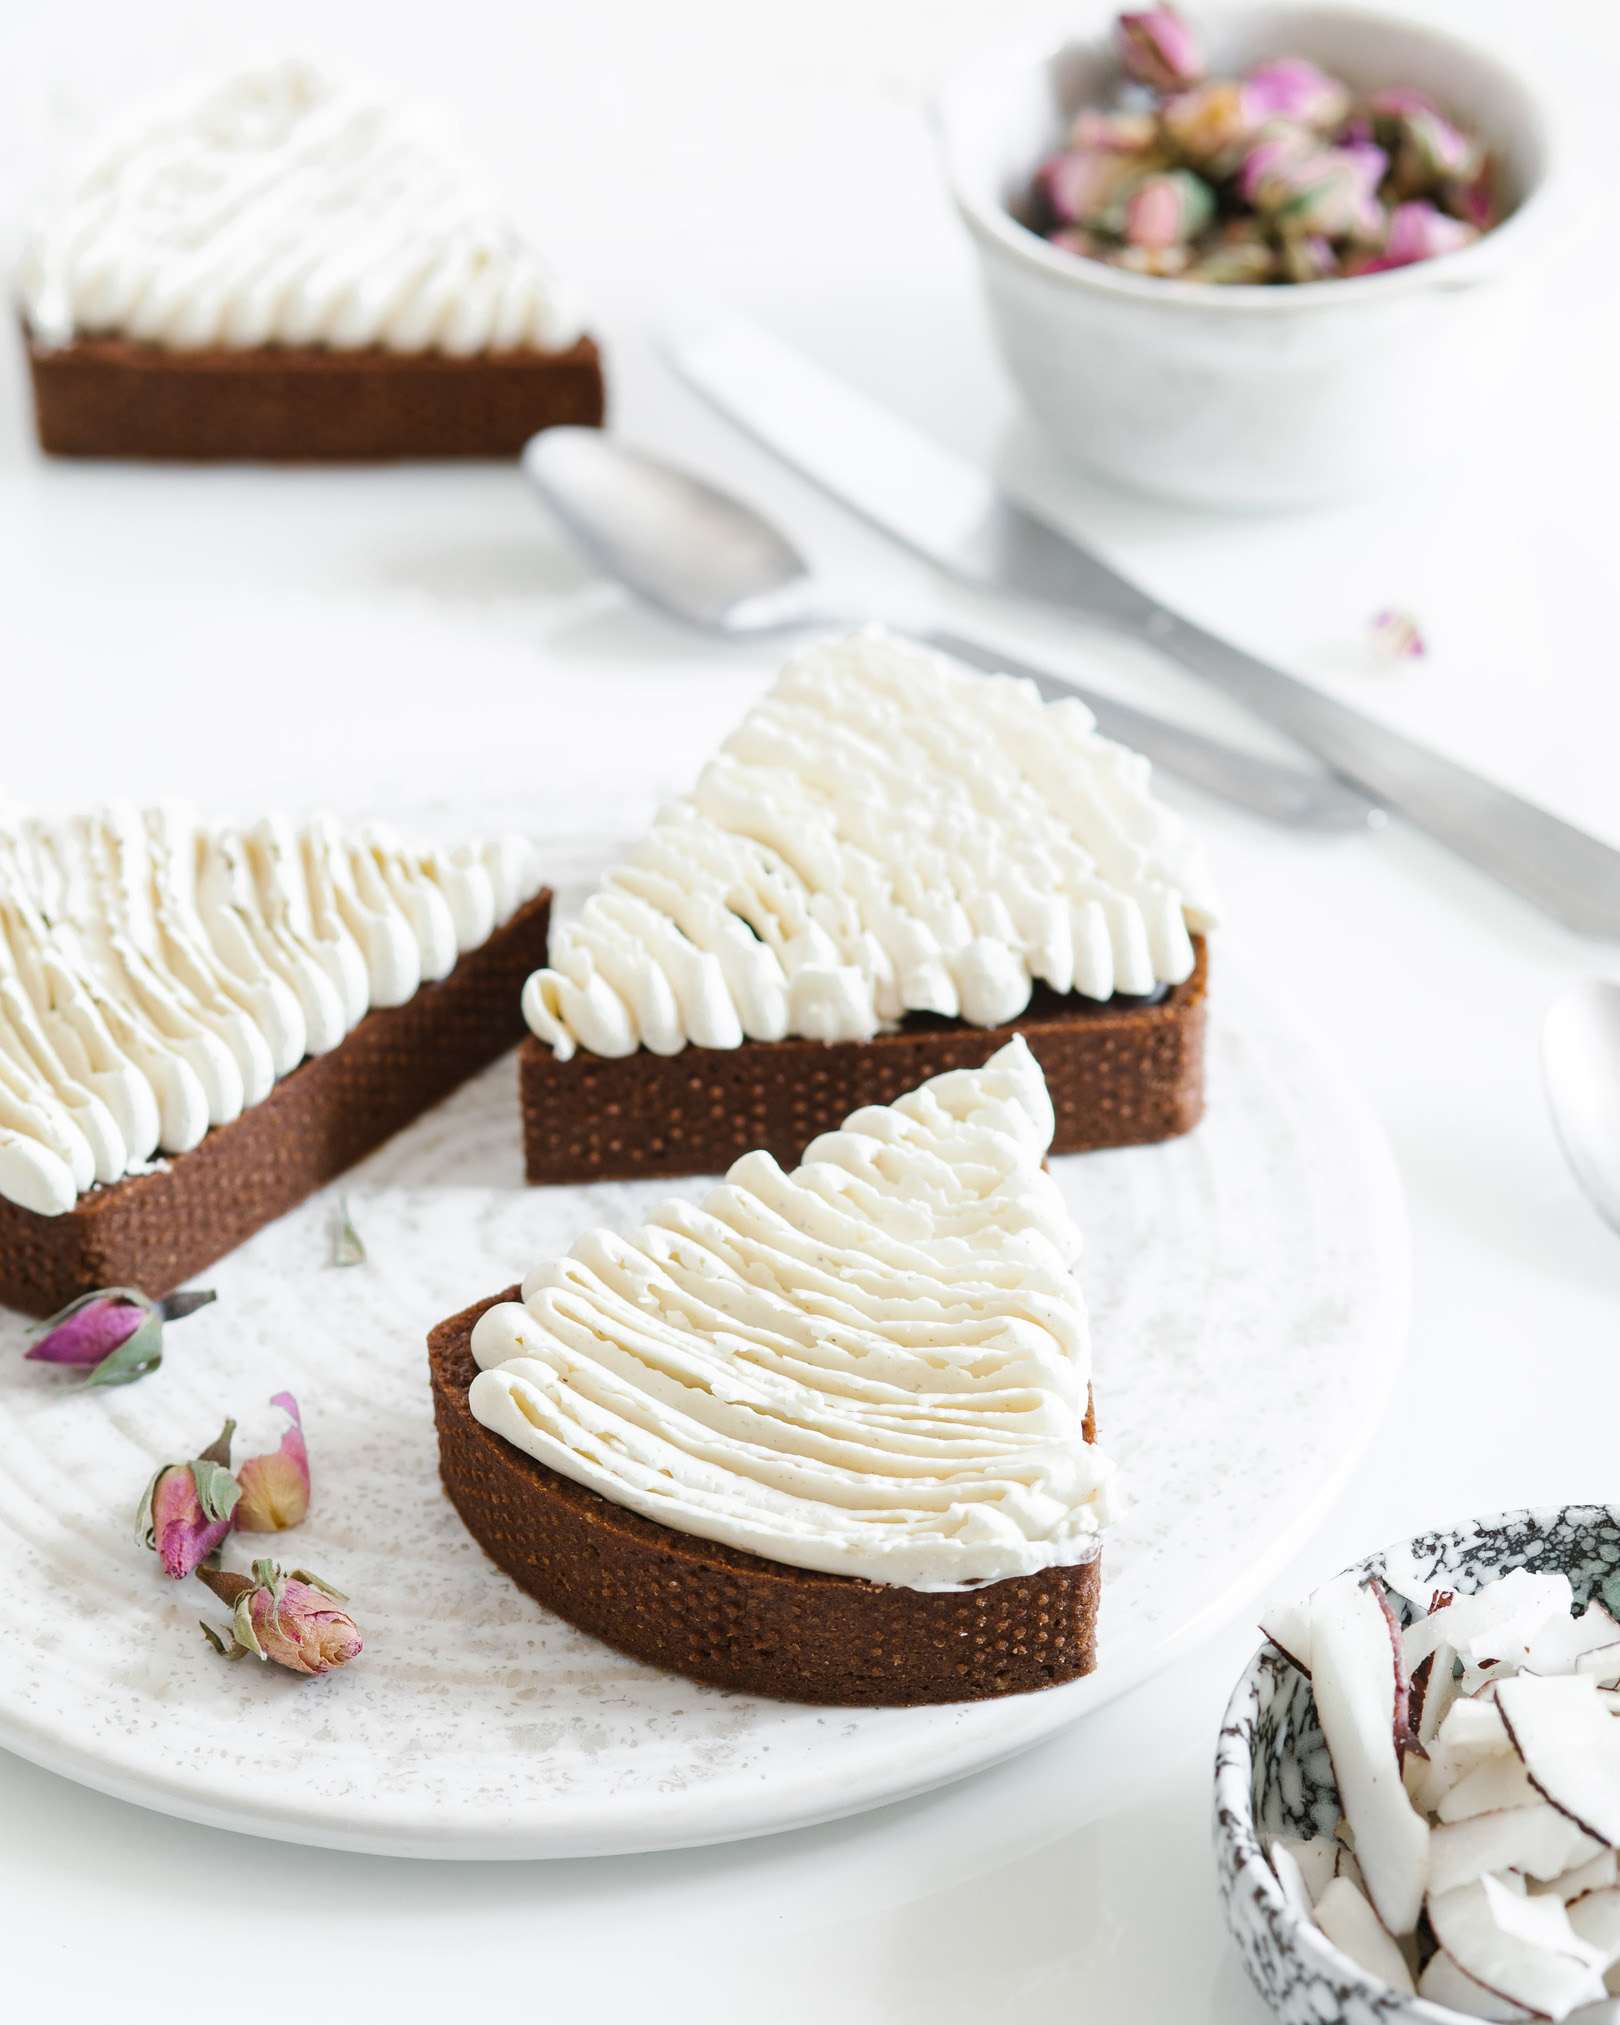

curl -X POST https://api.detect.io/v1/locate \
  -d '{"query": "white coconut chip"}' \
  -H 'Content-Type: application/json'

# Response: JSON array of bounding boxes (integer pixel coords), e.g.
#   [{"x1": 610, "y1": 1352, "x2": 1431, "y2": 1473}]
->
[
  {"x1": 1260, "y1": 1596, "x2": 1312, "y2": 1674},
  {"x1": 1427, "y1": 1874, "x2": 1609, "y2": 2018},
  {"x1": 1312, "y1": 1874, "x2": 1415, "y2": 1993},
  {"x1": 1497, "y1": 1675, "x2": 1620, "y2": 1851},
  {"x1": 1271, "y1": 1835, "x2": 1339, "y2": 1905},
  {"x1": 1429, "y1": 1805, "x2": 1607, "y2": 1895},
  {"x1": 1441, "y1": 1752, "x2": 1544, "y2": 1822},
  {"x1": 1419, "y1": 1945, "x2": 1537, "y2": 2021},
  {"x1": 1567, "y1": 1890, "x2": 1620, "y2": 1970},
  {"x1": 1408, "y1": 1574, "x2": 1576, "y2": 1676},
  {"x1": 1534, "y1": 1855, "x2": 1620, "y2": 1904},
  {"x1": 1310, "y1": 1573, "x2": 1430, "y2": 1935}
]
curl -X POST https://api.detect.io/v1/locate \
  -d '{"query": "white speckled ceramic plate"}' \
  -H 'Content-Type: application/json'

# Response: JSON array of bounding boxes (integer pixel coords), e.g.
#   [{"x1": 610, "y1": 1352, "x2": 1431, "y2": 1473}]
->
[{"x1": 0, "y1": 961, "x2": 1407, "y2": 1858}]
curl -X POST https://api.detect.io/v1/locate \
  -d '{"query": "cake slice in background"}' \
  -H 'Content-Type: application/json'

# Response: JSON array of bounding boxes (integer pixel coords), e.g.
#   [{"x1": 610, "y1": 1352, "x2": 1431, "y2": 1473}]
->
[
  {"x1": 21, "y1": 57, "x2": 604, "y2": 460},
  {"x1": 0, "y1": 803, "x2": 549, "y2": 1314},
  {"x1": 521, "y1": 628, "x2": 1218, "y2": 1184},
  {"x1": 431, "y1": 1036, "x2": 1115, "y2": 1705}
]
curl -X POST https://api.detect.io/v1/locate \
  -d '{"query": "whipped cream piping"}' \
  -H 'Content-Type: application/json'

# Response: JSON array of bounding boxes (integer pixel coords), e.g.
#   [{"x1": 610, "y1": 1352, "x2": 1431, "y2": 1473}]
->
[
  {"x1": 0, "y1": 803, "x2": 543, "y2": 1215},
  {"x1": 22, "y1": 58, "x2": 582, "y2": 355},
  {"x1": 523, "y1": 629, "x2": 1220, "y2": 1062},
  {"x1": 469, "y1": 1036, "x2": 1117, "y2": 1590}
]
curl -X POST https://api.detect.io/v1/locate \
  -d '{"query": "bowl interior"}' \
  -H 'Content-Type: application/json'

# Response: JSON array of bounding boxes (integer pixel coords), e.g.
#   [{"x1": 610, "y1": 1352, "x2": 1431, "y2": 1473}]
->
[{"x1": 949, "y1": 3, "x2": 1551, "y2": 265}]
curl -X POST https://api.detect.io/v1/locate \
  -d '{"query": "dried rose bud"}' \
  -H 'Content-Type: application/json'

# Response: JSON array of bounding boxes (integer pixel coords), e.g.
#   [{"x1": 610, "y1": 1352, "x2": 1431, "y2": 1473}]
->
[
  {"x1": 1122, "y1": 168, "x2": 1215, "y2": 249},
  {"x1": 1353, "y1": 198, "x2": 1477, "y2": 272},
  {"x1": 1241, "y1": 57, "x2": 1352, "y2": 131},
  {"x1": 1449, "y1": 167, "x2": 1497, "y2": 232},
  {"x1": 1184, "y1": 218, "x2": 1276, "y2": 283},
  {"x1": 1038, "y1": 148, "x2": 1136, "y2": 227},
  {"x1": 234, "y1": 1393, "x2": 311, "y2": 1532},
  {"x1": 136, "y1": 1419, "x2": 240, "y2": 1580},
  {"x1": 23, "y1": 1285, "x2": 215, "y2": 1390},
  {"x1": 1371, "y1": 609, "x2": 1426, "y2": 661},
  {"x1": 1270, "y1": 146, "x2": 1385, "y2": 241},
  {"x1": 1238, "y1": 125, "x2": 1317, "y2": 207},
  {"x1": 1161, "y1": 80, "x2": 1254, "y2": 171},
  {"x1": 1115, "y1": 7, "x2": 1202, "y2": 94},
  {"x1": 1281, "y1": 233, "x2": 1339, "y2": 284},
  {"x1": 1393, "y1": 105, "x2": 1483, "y2": 193},
  {"x1": 1106, "y1": 242, "x2": 1193, "y2": 277},
  {"x1": 1368, "y1": 86, "x2": 1439, "y2": 121},
  {"x1": 197, "y1": 1560, "x2": 362, "y2": 1677},
  {"x1": 1069, "y1": 106, "x2": 1158, "y2": 155},
  {"x1": 1050, "y1": 226, "x2": 1109, "y2": 260}
]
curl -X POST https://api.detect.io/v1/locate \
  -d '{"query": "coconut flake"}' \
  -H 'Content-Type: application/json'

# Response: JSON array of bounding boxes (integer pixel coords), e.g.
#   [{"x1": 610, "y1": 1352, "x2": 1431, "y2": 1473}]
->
[
  {"x1": 1311, "y1": 1874, "x2": 1415, "y2": 1993},
  {"x1": 1427, "y1": 1874, "x2": 1608, "y2": 2019},
  {"x1": 1498, "y1": 1675, "x2": 1620, "y2": 1851},
  {"x1": 1310, "y1": 1573, "x2": 1430, "y2": 1934},
  {"x1": 1260, "y1": 1595, "x2": 1312, "y2": 1674},
  {"x1": 1429, "y1": 1805, "x2": 1607, "y2": 1895},
  {"x1": 1419, "y1": 1946, "x2": 1537, "y2": 2021}
]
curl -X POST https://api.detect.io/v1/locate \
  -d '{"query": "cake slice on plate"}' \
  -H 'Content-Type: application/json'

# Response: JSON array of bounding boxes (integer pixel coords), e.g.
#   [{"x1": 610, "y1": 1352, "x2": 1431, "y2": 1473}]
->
[
  {"x1": 22, "y1": 57, "x2": 603, "y2": 460},
  {"x1": 431, "y1": 1036, "x2": 1116, "y2": 1705},
  {"x1": 521, "y1": 628, "x2": 1219, "y2": 1184},
  {"x1": 0, "y1": 803, "x2": 549, "y2": 1315}
]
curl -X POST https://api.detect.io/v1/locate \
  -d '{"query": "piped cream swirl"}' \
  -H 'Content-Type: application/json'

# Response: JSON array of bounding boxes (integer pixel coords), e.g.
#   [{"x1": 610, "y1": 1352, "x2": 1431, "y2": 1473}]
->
[
  {"x1": 0, "y1": 802, "x2": 543, "y2": 1215},
  {"x1": 523, "y1": 629, "x2": 1219, "y2": 1063},
  {"x1": 22, "y1": 57, "x2": 582, "y2": 355},
  {"x1": 468, "y1": 1037, "x2": 1117, "y2": 1591}
]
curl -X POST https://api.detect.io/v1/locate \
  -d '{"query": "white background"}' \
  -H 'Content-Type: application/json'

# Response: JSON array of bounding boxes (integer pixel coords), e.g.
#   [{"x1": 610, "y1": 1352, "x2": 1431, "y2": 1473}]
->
[{"x1": 2, "y1": 1, "x2": 1618, "y2": 2019}]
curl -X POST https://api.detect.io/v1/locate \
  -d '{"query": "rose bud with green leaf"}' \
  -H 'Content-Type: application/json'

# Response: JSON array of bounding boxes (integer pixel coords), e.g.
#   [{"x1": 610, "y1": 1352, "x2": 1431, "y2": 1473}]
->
[
  {"x1": 1241, "y1": 56, "x2": 1352, "y2": 131},
  {"x1": 233, "y1": 1392, "x2": 311, "y2": 1533},
  {"x1": 135, "y1": 1419, "x2": 240, "y2": 1579},
  {"x1": 24, "y1": 1286, "x2": 215, "y2": 1389},
  {"x1": 196, "y1": 1560, "x2": 362, "y2": 1677},
  {"x1": 1115, "y1": 6, "x2": 1202, "y2": 93},
  {"x1": 1122, "y1": 167, "x2": 1215, "y2": 249}
]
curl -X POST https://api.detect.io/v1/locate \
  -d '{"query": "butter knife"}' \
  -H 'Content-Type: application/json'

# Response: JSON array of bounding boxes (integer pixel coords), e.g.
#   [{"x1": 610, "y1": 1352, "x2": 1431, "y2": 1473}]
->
[{"x1": 664, "y1": 311, "x2": 1620, "y2": 942}]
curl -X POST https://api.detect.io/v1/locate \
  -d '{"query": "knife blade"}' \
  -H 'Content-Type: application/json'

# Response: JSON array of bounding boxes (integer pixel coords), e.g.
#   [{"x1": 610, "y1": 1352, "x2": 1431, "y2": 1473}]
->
[{"x1": 665, "y1": 311, "x2": 1620, "y2": 942}]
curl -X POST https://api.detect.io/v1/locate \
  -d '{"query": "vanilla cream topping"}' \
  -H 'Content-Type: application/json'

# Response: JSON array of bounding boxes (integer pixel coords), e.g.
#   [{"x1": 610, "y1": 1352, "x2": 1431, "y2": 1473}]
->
[
  {"x1": 22, "y1": 58, "x2": 582, "y2": 355},
  {"x1": 0, "y1": 803, "x2": 543, "y2": 1215},
  {"x1": 468, "y1": 1036, "x2": 1117, "y2": 1590},
  {"x1": 523, "y1": 630, "x2": 1220, "y2": 1063}
]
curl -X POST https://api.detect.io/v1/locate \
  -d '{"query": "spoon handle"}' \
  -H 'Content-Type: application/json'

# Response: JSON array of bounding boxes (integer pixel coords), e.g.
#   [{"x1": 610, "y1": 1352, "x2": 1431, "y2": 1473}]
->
[{"x1": 919, "y1": 629, "x2": 1385, "y2": 833}]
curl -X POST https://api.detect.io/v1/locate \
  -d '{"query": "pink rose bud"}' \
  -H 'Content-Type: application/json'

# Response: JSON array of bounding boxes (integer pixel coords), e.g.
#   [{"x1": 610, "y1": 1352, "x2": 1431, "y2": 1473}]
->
[
  {"x1": 1069, "y1": 107, "x2": 1158, "y2": 155},
  {"x1": 1038, "y1": 148, "x2": 1134, "y2": 226},
  {"x1": 136, "y1": 1419, "x2": 240, "y2": 1580},
  {"x1": 197, "y1": 1561, "x2": 362, "y2": 1677},
  {"x1": 1368, "y1": 87, "x2": 1440, "y2": 121},
  {"x1": 1395, "y1": 105, "x2": 1482, "y2": 189},
  {"x1": 26, "y1": 1293, "x2": 146, "y2": 1367},
  {"x1": 1281, "y1": 233, "x2": 1339, "y2": 284},
  {"x1": 1115, "y1": 7, "x2": 1203, "y2": 93},
  {"x1": 1365, "y1": 198, "x2": 1478, "y2": 270},
  {"x1": 1241, "y1": 57, "x2": 1352, "y2": 131},
  {"x1": 234, "y1": 1393, "x2": 311, "y2": 1533},
  {"x1": 24, "y1": 1285, "x2": 215, "y2": 1390},
  {"x1": 1123, "y1": 168, "x2": 1215, "y2": 248},
  {"x1": 1451, "y1": 169, "x2": 1497, "y2": 232},
  {"x1": 1238, "y1": 125, "x2": 1316, "y2": 207},
  {"x1": 1271, "y1": 147, "x2": 1386, "y2": 241},
  {"x1": 1371, "y1": 609, "x2": 1426, "y2": 661},
  {"x1": 1161, "y1": 80, "x2": 1254, "y2": 168}
]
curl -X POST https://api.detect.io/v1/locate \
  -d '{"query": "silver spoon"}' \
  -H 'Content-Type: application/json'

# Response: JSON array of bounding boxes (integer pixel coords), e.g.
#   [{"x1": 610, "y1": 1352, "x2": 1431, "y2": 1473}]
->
[
  {"x1": 1543, "y1": 980, "x2": 1620, "y2": 1237},
  {"x1": 521, "y1": 428, "x2": 1383, "y2": 833}
]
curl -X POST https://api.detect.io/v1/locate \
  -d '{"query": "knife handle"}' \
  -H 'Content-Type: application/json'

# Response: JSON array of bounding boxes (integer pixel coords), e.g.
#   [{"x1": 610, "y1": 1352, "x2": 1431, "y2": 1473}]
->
[
  {"x1": 1149, "y1": 611, "x2": 1620, "y2": 941},
  {"x1": 920, "y1": 629, "x2": 1383, "y2": 832}
]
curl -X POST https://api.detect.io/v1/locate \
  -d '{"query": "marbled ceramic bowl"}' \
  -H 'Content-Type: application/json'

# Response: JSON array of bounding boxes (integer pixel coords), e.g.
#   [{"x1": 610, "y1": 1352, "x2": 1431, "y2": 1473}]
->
[{"x1": 1214, "y1": 1506, "x2": 1620, "y2": 2025}]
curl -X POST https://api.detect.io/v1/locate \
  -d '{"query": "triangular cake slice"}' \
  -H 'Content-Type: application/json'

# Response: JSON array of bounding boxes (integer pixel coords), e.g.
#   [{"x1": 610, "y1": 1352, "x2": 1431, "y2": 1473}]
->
[
  {"x1": 429, "y1": 1037, "x2": 1116, "y2": 1705},
  {"x1": 0, "y1": 803, "x2": 549, "y2": 1315},
  {"x1": 521, "y1": 629, "x2": 1219, "y2": 1185},
  {"x1": 23, "y1": 57, "x2": 603, "y2": 460}
]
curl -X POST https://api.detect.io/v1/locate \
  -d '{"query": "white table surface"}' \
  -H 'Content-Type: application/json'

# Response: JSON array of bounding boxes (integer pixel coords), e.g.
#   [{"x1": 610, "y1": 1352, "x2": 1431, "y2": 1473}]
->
[{"x1": 2, "y1": 0, "x2": 1618, "y2": 2018}]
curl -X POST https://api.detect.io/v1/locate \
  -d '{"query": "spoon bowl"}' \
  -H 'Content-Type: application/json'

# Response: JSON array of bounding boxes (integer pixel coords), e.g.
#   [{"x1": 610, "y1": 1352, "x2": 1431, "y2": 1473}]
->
[
  {"x1": 1542, "y1": 979, "x2": 1620, "y2": 1236},
  {"x1": 520, "y1": 426, "x2": 1383, "y2": 832}
]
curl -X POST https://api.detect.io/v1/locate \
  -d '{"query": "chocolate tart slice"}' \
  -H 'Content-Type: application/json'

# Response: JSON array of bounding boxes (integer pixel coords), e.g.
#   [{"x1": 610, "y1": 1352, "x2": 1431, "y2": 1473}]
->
[
  {"x1": 28, "y1": 334, "x2": 604, "y2": 463},
  {"x1": 0, "y1": 805, "x2": 548, "y2": 1317},
  {"x1": 519, "y1": 630, "x2": 1220, "y2": 1188},
  {"x1": 523, "y1": 935, "x2": 1205, "y2": 1183},
  {"x1": 430, "y1": 1290, "x2": 1100, "y2": 1707},
  {"x1": 435, "y1": 1039, "x2": 1113, "y2": 1706}
]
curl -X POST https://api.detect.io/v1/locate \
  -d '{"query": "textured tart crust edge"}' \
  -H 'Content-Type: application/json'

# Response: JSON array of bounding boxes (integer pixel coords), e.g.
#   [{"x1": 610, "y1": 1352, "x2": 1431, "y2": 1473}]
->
[
  {"x1": 429, "y1": 1288, "x2": 1102, "y2": 1707},
  {"x1": 0, "y1": 889, "x2": 552, "y2": 1317},
  {"x1": 26, "y1": 332, "x2": 605, "y2": 460},
  {"x1": 523, "y1": 933, "x2": 1207, "y2": 1185}
]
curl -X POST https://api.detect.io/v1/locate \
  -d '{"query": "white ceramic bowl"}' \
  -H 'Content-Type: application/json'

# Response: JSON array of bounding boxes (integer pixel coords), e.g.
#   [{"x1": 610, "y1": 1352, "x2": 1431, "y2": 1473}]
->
[
  {"x1": 936, "y1": 5, "x2": 1567, "y2": 508},
  {"x1": 1214, "y1": 1505, "x2": 1620, "y2": 2025}
]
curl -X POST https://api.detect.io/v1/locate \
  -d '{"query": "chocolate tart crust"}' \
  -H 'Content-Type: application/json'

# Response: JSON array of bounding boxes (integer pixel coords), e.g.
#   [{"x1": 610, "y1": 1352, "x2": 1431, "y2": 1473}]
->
[
  {"x1": 429, "y1": 1289, "x2": 1102, "y2": 1707},
  {"x1": 0, "y1": 889, "x2": 551, "y2": 1319},
  {"x1": 523, "y1": 934, "x2": 1207, "y2": 1186},
  {"x1": 26, "y1": 333, "x2": 604, "y2": 461}
]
